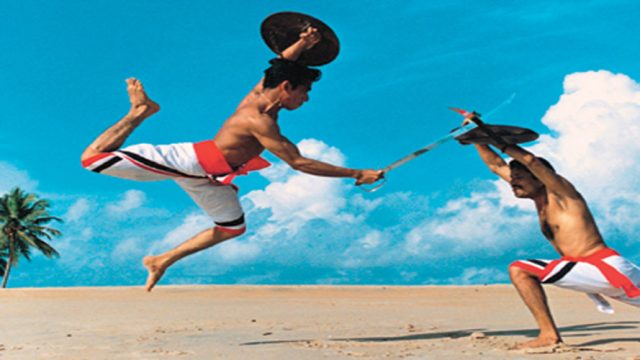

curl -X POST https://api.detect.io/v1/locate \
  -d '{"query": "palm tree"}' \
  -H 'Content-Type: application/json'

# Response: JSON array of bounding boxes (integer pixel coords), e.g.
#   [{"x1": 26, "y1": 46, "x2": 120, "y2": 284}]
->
[
  {"x1": 0, "y1": 246, "x2": 7, "y2": 278},
  {"x1": 0, "y1": 187, "x2": 61, "y2": 288}
]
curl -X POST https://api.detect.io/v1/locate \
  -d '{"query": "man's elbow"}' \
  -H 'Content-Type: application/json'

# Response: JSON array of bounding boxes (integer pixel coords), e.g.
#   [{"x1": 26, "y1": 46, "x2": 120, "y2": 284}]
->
[
  {"x1": 519, "y1": 153, "x2": 537, "y2": 167},
  {"x1": 488, "y1": 163, "x2": 510, "y2": 177},
  {"x1": 288, "y1": 157, "x2": 310, "y2": 171},
  {"x1": 488, "y1": 165, "x2": 503, "y2": 175}
]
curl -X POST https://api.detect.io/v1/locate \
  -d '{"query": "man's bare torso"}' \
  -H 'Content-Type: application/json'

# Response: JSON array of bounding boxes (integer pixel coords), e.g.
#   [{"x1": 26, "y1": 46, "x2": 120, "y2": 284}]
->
[
  {"x1": 537, "y1": 188, "x2": 605, "y2": 258},
  {"x1": 213, "y1": 88, "x2": 275, "y2": 168}
]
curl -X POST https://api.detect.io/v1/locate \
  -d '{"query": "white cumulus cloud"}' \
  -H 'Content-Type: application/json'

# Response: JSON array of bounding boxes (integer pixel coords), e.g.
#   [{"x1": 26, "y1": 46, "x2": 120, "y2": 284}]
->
[
  {"x1": 532, "y1": 70, "x2": 640, "y2": 232},
  {"x1": 111, "y1": 237, "x2": 145, "y2": 263},
  {"x1": 149, "y1": 212, "x2": 211, "y2": 254},
  {"x1": 0, "y1": 161, "x2": 38, "y2": 194},
  {"x1": 105, "y1": 189, "x2": 146, "y2": 215},
  {"x1": 245, "y1": 139, "x2": 354, "y2": 234},
  {"x1": 404, "y1": 186, "x2": 536, "y2": 258},
  {"x1": 64, "y1": 198, "x2": 92, "y2": 223},
  {"x1": 216, "y1": 240, "x2": 261, "y2": 264}
]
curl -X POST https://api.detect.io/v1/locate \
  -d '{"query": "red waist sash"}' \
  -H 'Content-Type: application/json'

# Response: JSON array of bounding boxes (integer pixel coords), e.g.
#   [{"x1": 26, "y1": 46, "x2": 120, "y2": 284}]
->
[
  {"x1": 558, "y1": 248, "x2": 640, "y2": 298},
  {"x1": 193, "y1": 140, "x2": 270, "y2": 184}
]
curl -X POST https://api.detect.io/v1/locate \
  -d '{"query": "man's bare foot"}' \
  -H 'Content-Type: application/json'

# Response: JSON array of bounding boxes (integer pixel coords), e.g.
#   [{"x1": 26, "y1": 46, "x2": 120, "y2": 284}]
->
[
  {"x1": 143, "y1": 256, "x2": 166, "y2": 292},
  {"x1": 126, "y1": 78, "x2": 160, "y2": 120},
  {"x1": 513, "y1": 336, "x2": 562, "y2": 349}
]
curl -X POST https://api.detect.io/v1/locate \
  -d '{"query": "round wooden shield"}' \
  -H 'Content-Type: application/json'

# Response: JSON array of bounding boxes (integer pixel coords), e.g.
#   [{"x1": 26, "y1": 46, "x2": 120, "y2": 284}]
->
[
  {"x1": 456, "y1": 125, "x2": 539, "y2": 145},
  {"x1": 261, "y1": 12, "x2": 340, "y2": 66}
]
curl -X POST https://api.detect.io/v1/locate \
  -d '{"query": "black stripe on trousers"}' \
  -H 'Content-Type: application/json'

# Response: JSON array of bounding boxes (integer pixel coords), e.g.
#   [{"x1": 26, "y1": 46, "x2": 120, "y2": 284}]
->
[
  {"x1": 527, "y1": 259, "x2": 549, "y2": 268},
  {"x1": 120, "y1": 150, "x2": 206, "y2": 179},
  {"x1": 93, "y1": 157, "x2": 123, "y2": 173},
  {"x1": 543, "y1": 262, "x2": 577, "y2": 284},
  {"x1": 215, "y1": 214, "x2": 245, "y2": 227}
]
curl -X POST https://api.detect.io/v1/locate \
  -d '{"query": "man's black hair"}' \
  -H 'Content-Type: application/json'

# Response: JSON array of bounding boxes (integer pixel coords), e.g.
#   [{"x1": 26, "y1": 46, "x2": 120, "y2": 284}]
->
[
  {"x1": 263, "y1": 58, "x2": 321, "y2": 89},
  {"x1": 509, "y1": 157, "x2": 555, "y2": 174}
]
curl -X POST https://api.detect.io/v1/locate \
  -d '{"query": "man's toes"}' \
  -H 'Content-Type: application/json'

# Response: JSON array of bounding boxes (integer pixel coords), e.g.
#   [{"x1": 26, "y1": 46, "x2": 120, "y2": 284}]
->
[{"x1": 126, "y1": 78, "x2": 142, "y2": 88}]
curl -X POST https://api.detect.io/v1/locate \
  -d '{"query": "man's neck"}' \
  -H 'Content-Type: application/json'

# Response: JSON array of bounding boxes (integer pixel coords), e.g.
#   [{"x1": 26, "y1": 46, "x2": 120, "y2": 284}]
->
[{"x1": 259, "y1": 89, "x2": 281, "y2": 117}]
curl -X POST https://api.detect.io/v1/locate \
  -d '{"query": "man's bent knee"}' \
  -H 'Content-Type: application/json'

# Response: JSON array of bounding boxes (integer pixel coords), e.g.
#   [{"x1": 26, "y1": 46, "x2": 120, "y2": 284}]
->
[
  {"x1": 214, "y1": 225, "x2": 246, "y2": 238},
  {"x1": 80, "y1": 146, "x2": 103, "y2": 165},
  {"x1": 509, "y1": 262, "x2": 539, "y2": 284},
  {"x1": 80, "y1": 147, "x2": 120, "y2": 173},
  {"x1": 213, "y1": 214, "x2": 247, "y2": 239}
]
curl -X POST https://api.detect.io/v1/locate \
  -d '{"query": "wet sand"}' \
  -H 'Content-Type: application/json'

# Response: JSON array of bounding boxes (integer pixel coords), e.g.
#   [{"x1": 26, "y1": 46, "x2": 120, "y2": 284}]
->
[{"x1": 1, "y1": 285, "x2": 638, "y2": 359}]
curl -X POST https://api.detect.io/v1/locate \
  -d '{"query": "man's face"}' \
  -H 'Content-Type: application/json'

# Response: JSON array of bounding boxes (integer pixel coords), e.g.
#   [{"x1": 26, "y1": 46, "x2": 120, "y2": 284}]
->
[
  {"x1": 280, "y1": 82, "x2": 310, "y2": 110},
  {"x1": 510, "y1": 167, "x2": 544, "y2": 198}
]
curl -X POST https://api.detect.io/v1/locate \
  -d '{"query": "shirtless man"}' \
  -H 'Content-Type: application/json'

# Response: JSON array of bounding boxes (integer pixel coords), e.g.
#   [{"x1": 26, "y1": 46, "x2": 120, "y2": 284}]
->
[
  {"x1": 470, "y1": 139, "x2": 640, "y2": 348},
  {"x1": 80, "y1": 28, "x2": 382, "y2": 291}
]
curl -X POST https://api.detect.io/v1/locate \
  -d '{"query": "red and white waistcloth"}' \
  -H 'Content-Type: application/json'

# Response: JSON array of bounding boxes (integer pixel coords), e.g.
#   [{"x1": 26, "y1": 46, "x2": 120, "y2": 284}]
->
[
  {"x1": 82, "y1": 140, "x2": 270, "y2": 235},
  {"x1": 511, "y1": 248, "x2": 640, "y2": 313}
]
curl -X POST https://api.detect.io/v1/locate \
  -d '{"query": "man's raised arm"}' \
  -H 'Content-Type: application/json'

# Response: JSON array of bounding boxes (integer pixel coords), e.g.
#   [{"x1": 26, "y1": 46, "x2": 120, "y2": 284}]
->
[
  {"x1": 503, "y1": 144, "x2": 578, "y2": 198},
  {"x1": 473, "y1": 144, "x2": 511, "y2": 182},
  {"x1": 249, "y1": 27, "x2": 320, "y2": 93},
  {"x1": 279, "y1": 27, "x2": 321, "y2": 61},
  {"x1": 251, "y1": 116, "x2": 381, "y2": 185}
]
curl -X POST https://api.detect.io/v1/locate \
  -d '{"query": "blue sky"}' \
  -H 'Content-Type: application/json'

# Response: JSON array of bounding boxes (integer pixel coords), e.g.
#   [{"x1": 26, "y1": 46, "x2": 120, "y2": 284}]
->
[{"x1": 2, "y1": 1, "x2": 640, "y2": 287}]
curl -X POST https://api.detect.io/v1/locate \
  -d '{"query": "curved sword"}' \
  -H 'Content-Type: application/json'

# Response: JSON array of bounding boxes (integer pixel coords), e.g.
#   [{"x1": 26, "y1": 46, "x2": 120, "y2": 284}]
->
[{"x1": 360, "y1": 121, "x2": 478, "y2": 192}]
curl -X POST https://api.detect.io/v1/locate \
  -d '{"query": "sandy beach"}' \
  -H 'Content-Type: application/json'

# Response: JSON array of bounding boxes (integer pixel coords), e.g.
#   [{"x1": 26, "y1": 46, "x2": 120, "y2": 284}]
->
[{"x1": 1, "y1": 285, "x2": 638, "y2": 359}]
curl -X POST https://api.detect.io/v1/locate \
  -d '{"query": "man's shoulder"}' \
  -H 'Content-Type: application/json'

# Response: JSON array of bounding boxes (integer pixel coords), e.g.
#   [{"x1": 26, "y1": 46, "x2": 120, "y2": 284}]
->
[
  {"x1": 230, "y1": 107, "x2": 272, "y2": 122},
  {"x1": 553, "y1": 174, "x2": 581, "y2": 196},
  {"x1": 229, "y1": 109, "x2": 278, "y2": 132},
  {"x1": 547, "y1": 177, "x2": 587, "y2": 207}
]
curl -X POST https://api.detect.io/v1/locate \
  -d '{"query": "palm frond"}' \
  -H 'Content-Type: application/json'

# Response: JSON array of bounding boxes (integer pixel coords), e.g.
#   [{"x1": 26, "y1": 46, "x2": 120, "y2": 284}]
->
[
  {"x1": 16, "y1": 240, "x2": 31, "y2": 263},
  {"x1": 33, "y1": 216, "x2": 63, "y2": 225},
  {"x1": 0, "y1": 199, "x2": 9, "y2": 219},
  {"x1": 0, "y1": 258, "x2": 6, "y2": 277},
  {"x1": 0, "y1": 233, "x2": 7, "y2": 248},
  {"x1": 33, "y1": 238, "x2": 59, "y2": 258},
  {"x1": 25, "y1": 230, "x2": 53, "y2": 241},
  {"x1": 6, "y1": 190, "x2": 21, "y2": 218},
  {"x1": 33, "y1": 227, "x2": 62, "y2": 238},
  {"x1": 16, "y1": 229, "x2": 38, "y2": 247},
  {"x1": 23, "y1": 209, "x2": 47, "y2": 222},
  {"x1": 0, "y1": 240, "x2": 9, "y2": 276}
]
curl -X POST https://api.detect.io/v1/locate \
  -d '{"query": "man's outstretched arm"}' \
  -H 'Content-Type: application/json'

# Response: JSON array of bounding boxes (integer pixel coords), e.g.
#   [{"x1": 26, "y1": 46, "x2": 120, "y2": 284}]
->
[{"x1": 251, "y1": 117, "x2": 381, "y2": 185}]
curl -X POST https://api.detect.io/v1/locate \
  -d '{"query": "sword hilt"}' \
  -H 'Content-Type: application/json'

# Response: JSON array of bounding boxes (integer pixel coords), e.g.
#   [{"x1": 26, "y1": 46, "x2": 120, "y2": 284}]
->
[
  {"x1": 358, "y1": 175, "x2": 387, "y2": 193},
  {"x1": 468, "y1": 114, "x2": 509, "y2": 152}
]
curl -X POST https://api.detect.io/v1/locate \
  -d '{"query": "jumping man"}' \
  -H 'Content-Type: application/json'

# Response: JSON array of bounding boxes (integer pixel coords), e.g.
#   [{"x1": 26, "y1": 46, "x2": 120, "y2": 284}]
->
[
  {"x1": 80, "y1": 27, "x2": 382, "y2": 291},
  {"x1": 469, "y1": 139, "x2": 640, "y2": 349}
]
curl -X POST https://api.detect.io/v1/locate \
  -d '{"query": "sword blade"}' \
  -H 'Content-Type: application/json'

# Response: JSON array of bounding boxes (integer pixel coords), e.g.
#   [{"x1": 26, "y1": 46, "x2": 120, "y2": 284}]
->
[{"x1": 383, "y1": 122, "x2": 478, "y2": 173}]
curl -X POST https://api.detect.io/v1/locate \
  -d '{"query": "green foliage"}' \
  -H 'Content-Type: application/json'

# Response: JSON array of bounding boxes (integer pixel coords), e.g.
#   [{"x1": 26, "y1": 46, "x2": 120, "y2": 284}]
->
[
  {"x1": 0, "y1": 187, "x2": 62, "y2": 287},
  {"x1": 0, "y1": 246, "x2": 7, "y2": 277}
]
